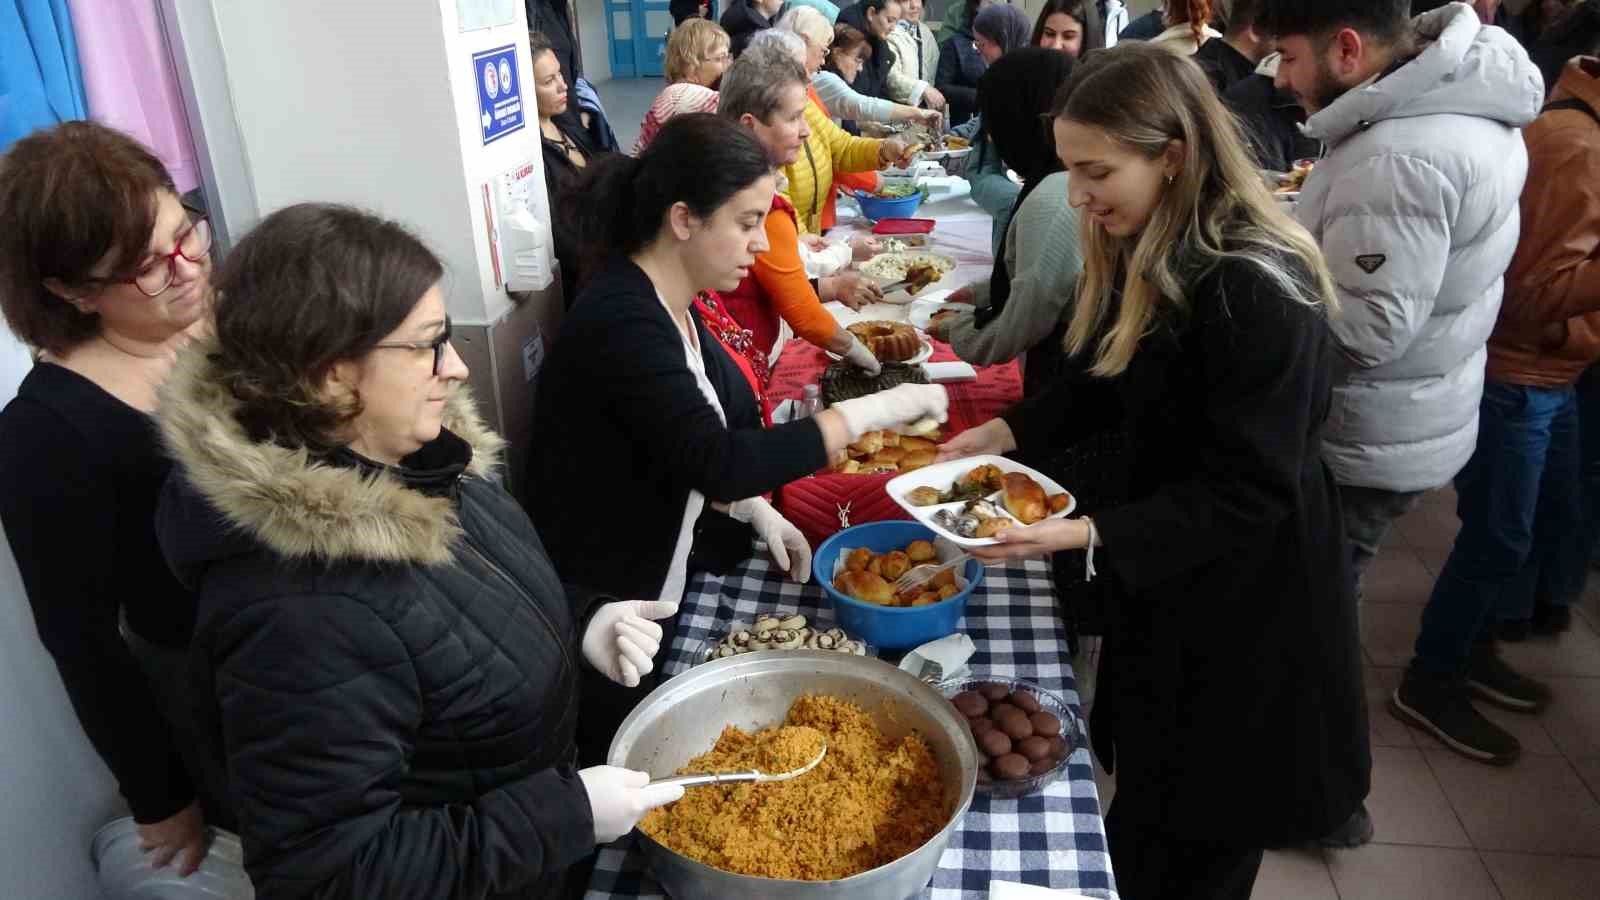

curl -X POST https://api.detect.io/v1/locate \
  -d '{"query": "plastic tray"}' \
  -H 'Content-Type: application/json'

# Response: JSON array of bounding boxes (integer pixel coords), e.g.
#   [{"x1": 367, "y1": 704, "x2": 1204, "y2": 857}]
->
[
  {"x1": 885, "y1": 455, "x2": 1076, "y2": 546},
  {"x1": 873, "y1": 217, "x2": 936, "y2": 235}
]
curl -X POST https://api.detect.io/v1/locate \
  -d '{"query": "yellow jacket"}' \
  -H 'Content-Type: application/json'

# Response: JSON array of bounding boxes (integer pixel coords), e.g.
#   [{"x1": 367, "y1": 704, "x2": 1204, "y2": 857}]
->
[{"x1": 782, "y1": 91, "x2": 882, "y2": 234}]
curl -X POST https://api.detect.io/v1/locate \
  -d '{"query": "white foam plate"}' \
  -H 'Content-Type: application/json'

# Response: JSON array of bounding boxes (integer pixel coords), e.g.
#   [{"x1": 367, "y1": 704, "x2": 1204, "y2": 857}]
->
[
  {"x1": 908, "y1": 291, "x2": 958, "y2": 330},
  {"x1": 886, "y1": 455, "x2": 1076, "y2": 546}
]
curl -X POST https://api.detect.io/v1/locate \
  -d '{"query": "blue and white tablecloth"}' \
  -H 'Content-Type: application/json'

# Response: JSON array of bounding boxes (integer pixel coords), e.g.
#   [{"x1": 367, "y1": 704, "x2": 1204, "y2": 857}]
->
[{"x1": 583, "y1": 556, "x2": 1119, "y2": 900}]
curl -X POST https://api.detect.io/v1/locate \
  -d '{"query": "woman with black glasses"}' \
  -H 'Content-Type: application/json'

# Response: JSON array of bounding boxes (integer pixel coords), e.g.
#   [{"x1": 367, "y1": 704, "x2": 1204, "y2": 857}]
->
[{"x1": 0, "y1": 121, "x2": 226, "y2": 876}]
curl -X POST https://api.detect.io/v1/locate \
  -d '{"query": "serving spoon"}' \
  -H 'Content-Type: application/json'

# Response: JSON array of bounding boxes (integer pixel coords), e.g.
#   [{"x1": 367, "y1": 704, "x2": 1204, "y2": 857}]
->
[{"x1": 647, "y1": 741, "x2": 827, "y2": 789}]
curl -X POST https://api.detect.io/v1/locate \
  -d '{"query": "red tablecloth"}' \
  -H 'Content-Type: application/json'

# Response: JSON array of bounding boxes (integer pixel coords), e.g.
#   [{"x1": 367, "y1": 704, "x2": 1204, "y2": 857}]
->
[{"x1": 769, "y1": 336, "x2": 1023, "y2": 546}]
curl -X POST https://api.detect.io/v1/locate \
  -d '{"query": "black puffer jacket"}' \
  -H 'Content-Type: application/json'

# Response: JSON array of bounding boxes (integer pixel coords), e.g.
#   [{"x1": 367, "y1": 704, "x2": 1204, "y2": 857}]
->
[{"x1": 155, "y1": 346, "x2": 594, "y2": 900}]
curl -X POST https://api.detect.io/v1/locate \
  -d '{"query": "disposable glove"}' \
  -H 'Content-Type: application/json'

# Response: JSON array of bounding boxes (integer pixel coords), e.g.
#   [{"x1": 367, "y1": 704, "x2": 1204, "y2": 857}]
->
[
  {"x1": 832, "y1": 383, "x2": 949, "y2": 439},
  {"x1": 581, "y1": 599, "x2": 678, "y2": 688},
  {"x1": 577, "y1": 766, "x2": 684, "y2": 844},
  {"x1": 842, "y1": 335, "x2": 883, "y2": 376},
  {"x1": 730, "y1": 497, "x2": 812, "y2": 583}
]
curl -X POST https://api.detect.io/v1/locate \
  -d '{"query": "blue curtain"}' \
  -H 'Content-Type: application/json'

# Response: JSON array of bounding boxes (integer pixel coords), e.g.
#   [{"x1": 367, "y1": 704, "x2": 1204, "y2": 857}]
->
[{"x1": 1, "y1": 0, "x2": 87, "y2": 151}]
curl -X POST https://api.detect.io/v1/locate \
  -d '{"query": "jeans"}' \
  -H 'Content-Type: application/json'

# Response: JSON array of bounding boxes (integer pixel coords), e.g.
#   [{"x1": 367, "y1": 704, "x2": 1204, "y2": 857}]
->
[
  {"x1": 1339, "y1": 484, "x2": 1425, "y2": 595},
  {"x1": 1415, "y1": 382, "x2": 1583, "y2": 675},
  {"x1": 1578, "y1": 365, "x2": 1600, "y2": 565}
]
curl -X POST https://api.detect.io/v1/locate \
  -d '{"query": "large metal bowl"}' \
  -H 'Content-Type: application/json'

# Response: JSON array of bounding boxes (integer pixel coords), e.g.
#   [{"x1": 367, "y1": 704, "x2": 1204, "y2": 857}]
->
[{"x1": 608, "y1": 650, "x2": 979, "y2": 900}]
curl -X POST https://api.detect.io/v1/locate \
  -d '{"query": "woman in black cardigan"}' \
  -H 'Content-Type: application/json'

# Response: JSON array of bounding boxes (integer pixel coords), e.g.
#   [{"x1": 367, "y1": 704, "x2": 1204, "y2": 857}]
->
[
  {"x1": 941, "y1": 45, "x2": 1369, "y2": 900},
  {"x1": 527, "y1": 114, "x2": 948, "y2": 762}
]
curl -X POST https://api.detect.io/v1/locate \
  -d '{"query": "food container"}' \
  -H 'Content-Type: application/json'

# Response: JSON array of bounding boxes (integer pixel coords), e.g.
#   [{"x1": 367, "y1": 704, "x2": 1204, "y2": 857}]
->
[
  {"x1": 813, "y1": 521, "x2": 984, "y2": 650},
  {"x1": 939, "y1": 675, "x2": 1086, "y2": 799},
  {"x1": 93, "y1": 818, "x2": 255, "y2": 899},
  {"x1": 852, "y1": 186, "x2": 926, "y2": 222},
  {"x1": 872, "y1": 217, "x2": 936, "y2": 235},
  {"x1": 886, "y1": 455, "x2": 1077, "y2": 547},
  {"x1": 609, "y1": 651, "x2": 979, "y2": 900}
]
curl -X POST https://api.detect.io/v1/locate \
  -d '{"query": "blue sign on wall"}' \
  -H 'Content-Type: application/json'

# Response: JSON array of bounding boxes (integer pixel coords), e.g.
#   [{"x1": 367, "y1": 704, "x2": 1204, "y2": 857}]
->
[{"x1": 473, "y1": 44, "x2": 524, "y2": 145}]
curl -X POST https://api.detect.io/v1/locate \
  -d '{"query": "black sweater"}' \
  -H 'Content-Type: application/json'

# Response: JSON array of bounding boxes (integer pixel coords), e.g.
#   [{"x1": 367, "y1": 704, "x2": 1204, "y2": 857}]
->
[
  {"x1": 526, "y1": 258, "x2": 828, "y2": 601},
  {"x1": 0, "y1": 362, "x2": 195, "y2": 823}
]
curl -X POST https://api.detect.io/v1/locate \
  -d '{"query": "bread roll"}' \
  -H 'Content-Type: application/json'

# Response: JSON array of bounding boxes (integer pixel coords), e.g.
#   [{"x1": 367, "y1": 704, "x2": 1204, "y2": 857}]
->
[
  {"x1": 899, "y1": 435, "x2": 937, "y2": 453},
  {"x1": 976, "y1": 517, "x2": 1013, "y2": 538},
  {"x1": 834, "y1": 570, "x2": 895, "y2": 605},
  {"x1": 871, "y1": 446, "x2": 907, "y2": 465},
  {"x1": 849, "y1": 431, "x2": 884, "y2": 456},
  {"x1": 899, "y1": 448, "x2": 936, "y2": 471},
  {"x1": 1047, "y1": 492, "x2": 1072, "y2": 514},
  {"x1": 1003, "y1": 472, "x2": 1048, "y2": 524}
]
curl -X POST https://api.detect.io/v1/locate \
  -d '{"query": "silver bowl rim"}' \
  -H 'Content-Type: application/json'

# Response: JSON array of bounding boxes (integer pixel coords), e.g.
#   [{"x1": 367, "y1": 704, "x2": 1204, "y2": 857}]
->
[{"x1": 610, "y1": 650, "x2": 979, "y2": 887}]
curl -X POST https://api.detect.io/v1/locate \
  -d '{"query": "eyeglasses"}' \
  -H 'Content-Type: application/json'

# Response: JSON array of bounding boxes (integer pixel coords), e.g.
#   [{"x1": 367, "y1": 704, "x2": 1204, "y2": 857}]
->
[
  {"x1": 372, "y1": 316, "x2": 454, "y2": 376},
  {"x1": 85, "y1": 207, "x2": 213, "y2": 298}
]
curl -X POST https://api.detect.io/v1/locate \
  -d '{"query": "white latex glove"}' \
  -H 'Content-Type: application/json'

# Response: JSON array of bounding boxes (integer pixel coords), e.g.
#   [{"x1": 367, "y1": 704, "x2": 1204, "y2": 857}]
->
[
  {"x1": 842, "y1": 335, "x2": 882, "y2": 376},
  {"x1": 731, "y1": 497, "x2": 812, "y2": 583},
  {"x1": 832, "y1": 383, "x2": 950, "y2": 439},
  {"x1": 577, "y1": 766, "x2": 684, "y2": 844},
  {"x1": 581, "y1": 599, "x2": 678, "y2": 688}
]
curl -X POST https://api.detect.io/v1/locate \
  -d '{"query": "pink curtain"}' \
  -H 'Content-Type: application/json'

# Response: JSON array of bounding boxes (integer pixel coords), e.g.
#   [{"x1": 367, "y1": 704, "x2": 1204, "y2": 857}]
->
[{"x1": 67, "y1": 0, "x2": 199, "y2": 193}]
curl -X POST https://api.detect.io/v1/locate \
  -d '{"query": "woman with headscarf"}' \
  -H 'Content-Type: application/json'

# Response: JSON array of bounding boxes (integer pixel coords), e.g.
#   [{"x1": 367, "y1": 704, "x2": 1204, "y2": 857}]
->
[
  {"x1": 937, "y1": 1, "x2": 1031, "y2": 123},
  {"x1": 929, "y1": 48, "x2": 1080, "y2": 394}
]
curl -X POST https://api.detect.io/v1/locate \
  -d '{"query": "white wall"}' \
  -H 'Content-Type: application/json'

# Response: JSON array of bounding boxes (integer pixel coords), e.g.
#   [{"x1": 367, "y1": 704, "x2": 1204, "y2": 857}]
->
[
  {"x1": 0, "y1": 333, "x2": 124, "y2": 899},
  {"x1": 202, "y1": 0, "x2": 553, "y2": 326}
]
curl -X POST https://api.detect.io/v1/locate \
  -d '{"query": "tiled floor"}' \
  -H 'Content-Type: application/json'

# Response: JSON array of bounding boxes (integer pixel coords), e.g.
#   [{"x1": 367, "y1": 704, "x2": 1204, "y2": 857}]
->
[
  {"x1": 594, "y1": 77, "x2": 665, "y2": 154},
  {"x1": 1085, "y1": 487, "x2": 1600, "y2": 898}
]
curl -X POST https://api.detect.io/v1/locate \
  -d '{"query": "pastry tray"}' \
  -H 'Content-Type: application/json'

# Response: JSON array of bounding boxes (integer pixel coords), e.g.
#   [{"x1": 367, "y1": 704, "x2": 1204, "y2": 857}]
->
[{"x1": 884, "y1": 455, "x2": 1077, "y2": 546}]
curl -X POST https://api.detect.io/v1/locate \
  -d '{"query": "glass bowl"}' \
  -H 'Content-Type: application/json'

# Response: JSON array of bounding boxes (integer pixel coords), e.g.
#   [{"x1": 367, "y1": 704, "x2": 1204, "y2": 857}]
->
[{"x1": 938, "y1": 675, "x2": 1086, "y2": 799}]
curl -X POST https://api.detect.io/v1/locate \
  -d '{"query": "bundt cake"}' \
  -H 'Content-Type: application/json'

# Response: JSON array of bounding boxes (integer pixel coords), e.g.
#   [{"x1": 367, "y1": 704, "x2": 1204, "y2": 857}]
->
[{"x1": 847, "y1": 320, "x2": 921, "y2": 362}]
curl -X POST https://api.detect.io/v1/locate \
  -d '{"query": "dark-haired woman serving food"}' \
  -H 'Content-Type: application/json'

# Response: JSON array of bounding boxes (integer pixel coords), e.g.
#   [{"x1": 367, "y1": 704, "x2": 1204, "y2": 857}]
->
[{"x1": 529, "y1": 113, "x2": 948, "y2": 763}]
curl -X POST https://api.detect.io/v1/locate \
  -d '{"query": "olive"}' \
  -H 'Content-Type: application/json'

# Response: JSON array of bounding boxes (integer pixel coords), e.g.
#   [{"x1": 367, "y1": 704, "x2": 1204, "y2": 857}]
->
[
  {"x1": 999, "y1": 713, "x2": 1034, "y2": 741},
  {"x1": 1029, "y1": 711, "x2": 1061, "y2": 737},
  {"x1": 979, "y1": 729, "x2": 1013, "y2": 758},
  {"x1": 992, "y1": 753, "x2": 1031, "y2": 779},
  {"x1": 952, "y1": 691, "x2": 989, "y2": 718},
  {"x1": 978, "y1": 682, "x2": 1011, "y2": 701},
  {"x1": 1018, "y1": 736, "x2": 1052, "y2": 762},
  {"x1": 1010, "y1": 691, "x2": 1042, "y2": 714}
]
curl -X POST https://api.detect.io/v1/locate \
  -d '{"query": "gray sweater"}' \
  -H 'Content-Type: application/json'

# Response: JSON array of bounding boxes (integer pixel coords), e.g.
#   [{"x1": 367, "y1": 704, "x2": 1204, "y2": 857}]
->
[{"x1": 944, "y1": 171, "x2": 1083, "y2": 366}]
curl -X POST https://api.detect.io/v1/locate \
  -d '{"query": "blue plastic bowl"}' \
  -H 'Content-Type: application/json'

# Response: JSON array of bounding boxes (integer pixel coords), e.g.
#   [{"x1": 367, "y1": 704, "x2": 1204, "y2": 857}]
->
[
  {"x1": 813, "y1": 521, "x2": 983, "y2": 650},
  {"x1": 853, "y1": 188, "x2": 926, "y2": 222}
]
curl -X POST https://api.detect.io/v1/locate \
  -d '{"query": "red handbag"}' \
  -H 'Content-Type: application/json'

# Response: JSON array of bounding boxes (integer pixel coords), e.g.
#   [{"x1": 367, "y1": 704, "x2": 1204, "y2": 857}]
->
[{"x1": 776, "y1": 471, "x2": 914, "y2": 549}]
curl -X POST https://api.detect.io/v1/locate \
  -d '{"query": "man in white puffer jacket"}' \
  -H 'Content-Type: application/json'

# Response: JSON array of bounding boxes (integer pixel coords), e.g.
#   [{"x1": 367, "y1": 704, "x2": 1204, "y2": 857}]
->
[{"x1": 1261, "y1": 0, "x2": 1543, "y2": 839}]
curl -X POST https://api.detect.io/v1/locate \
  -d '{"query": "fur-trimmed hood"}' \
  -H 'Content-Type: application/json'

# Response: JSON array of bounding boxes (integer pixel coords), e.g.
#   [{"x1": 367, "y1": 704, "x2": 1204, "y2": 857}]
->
[{"x1": 156, "y1": 339, "x2": 504, "y2": 570}]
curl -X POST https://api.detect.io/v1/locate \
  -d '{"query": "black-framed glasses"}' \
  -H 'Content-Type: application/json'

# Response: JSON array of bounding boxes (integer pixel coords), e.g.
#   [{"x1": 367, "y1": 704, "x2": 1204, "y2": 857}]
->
[{"x1": 372, "y1": 316, "x2": 453, "y2": 376}]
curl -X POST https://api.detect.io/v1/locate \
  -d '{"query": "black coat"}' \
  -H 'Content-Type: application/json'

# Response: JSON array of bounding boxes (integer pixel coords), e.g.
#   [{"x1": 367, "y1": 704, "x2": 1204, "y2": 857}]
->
[
  {"x1": 1193, "y1": 36, "x2": 1257, "y2": 95},
  {"x1": 527, "y1": 257, "x2": 828, "y2": 603},
  {"x1": 540, "y1": 117, "x2": 600, "y2": 308},
  {"x1": 721, "y1": 0, "x2": 780, "y2": 57},
  {"x1": 935, "y1": 28, "x2": 984, "y2": 125},
  {"x1": 1004, "y1": 255, "x2": 1369, "y2": 846},
  {"x1": 1225, "y1": 72, "x2": 1322, "y2": 173},
  {"x1": 839, "y1": 3, "x2": 904, "y2": 104},
  {"x1": 526, "y1": 0, "x2": 580, "y2": 81},
  {"x1": 155, "y1": 348, "x2": 594, "y2": 900}
]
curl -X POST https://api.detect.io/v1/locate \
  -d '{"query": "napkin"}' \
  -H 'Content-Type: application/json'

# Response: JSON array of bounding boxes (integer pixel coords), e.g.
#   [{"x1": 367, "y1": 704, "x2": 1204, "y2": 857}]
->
[
  {"x1": 922, "y1": 360, "x2": 978, "y2": 383},
  {"x1": 989, "y1": 882, "x2": 1103, "y2": 900},
  {"x1": 898, "y1": 632, "x2": 975, "y2": 684}
]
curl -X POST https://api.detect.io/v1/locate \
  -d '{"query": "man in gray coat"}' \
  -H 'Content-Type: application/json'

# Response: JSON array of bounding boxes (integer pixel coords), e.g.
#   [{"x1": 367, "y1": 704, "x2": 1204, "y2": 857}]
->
[{"x1": 1260, "y1": 0, "x2": 1543, "y2": 832}]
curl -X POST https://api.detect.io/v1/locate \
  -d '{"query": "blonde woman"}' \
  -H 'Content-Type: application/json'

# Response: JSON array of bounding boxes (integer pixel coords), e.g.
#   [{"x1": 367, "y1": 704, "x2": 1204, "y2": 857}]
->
[
  {"x1": 938, "y1": 43, "x2": 1368, "y2": 900},
  {"x1": 635, "y1": 20, "x2": 732, "y2": 155}
]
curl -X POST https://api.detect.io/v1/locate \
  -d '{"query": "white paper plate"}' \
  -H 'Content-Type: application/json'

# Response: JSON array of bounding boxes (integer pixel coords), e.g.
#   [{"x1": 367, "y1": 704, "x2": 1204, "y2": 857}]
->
[
  {"x1": 908, "y1": 291, "x2": 958, "y2": 330},
  {"x1": 885, "y1": 455, "x2": 1077, "y2": 546},
  {"x1": 826, "y1": 337, "x2": 934, "y2": 366}
]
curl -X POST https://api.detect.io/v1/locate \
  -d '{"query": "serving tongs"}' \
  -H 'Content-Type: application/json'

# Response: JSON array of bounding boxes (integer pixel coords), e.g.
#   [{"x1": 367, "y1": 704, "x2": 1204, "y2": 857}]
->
[{"x1": 647, "y1": 741, "x2": 827, "y2": 789}]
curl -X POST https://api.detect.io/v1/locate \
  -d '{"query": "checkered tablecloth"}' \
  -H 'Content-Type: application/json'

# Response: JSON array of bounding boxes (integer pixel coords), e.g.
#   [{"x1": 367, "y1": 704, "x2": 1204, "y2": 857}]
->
[{"x1": 584, "y1": 556, "x2": 1119, "y2": 900}]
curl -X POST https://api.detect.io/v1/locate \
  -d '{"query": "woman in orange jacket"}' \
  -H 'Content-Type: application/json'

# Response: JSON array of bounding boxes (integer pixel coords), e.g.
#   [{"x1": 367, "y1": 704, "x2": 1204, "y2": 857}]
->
[{"x1": 715, "y1": 43, "x2": 890, "y2": 375}]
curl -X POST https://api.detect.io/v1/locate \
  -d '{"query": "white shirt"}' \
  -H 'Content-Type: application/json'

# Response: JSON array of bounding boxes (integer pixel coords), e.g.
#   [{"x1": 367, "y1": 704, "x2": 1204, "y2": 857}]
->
[{"x1": 658, "y1": 294, "x2": 726, "y2": 606}]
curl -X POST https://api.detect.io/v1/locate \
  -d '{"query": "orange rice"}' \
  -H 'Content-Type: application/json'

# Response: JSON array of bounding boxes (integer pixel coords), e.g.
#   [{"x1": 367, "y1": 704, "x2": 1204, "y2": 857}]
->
[{"x1": 638, "y1": 694, "x2": 948, "y2": 881}]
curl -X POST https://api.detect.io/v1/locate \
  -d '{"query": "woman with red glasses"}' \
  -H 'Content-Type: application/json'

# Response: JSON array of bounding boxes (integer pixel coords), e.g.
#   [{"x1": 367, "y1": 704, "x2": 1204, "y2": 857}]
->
[{"x1": 0, "y1": 121, "x2": 224, "y2": 876}]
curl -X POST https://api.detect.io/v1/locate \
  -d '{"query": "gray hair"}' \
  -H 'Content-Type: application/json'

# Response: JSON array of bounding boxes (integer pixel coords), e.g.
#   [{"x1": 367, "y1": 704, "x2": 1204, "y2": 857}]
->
[
  {"x1": 776, "y1": 6, "x2": 833, "y2": 48},
  {"x1": 718, "y1": 42, "x2": 809, "y2": 123},
  {"x1": 744, "y1": 28, "x2": 808, "y2": 66}
]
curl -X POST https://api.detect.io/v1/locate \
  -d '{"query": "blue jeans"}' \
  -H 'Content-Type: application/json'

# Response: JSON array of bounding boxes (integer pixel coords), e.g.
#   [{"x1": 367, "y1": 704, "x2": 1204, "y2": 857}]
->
[
  {"x1": 1414, "y1": 382, "x2": 1582, "y2": 675},
  {"x1": 1579, "y1": 365, "x2": 1600, "y2": 564}
]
